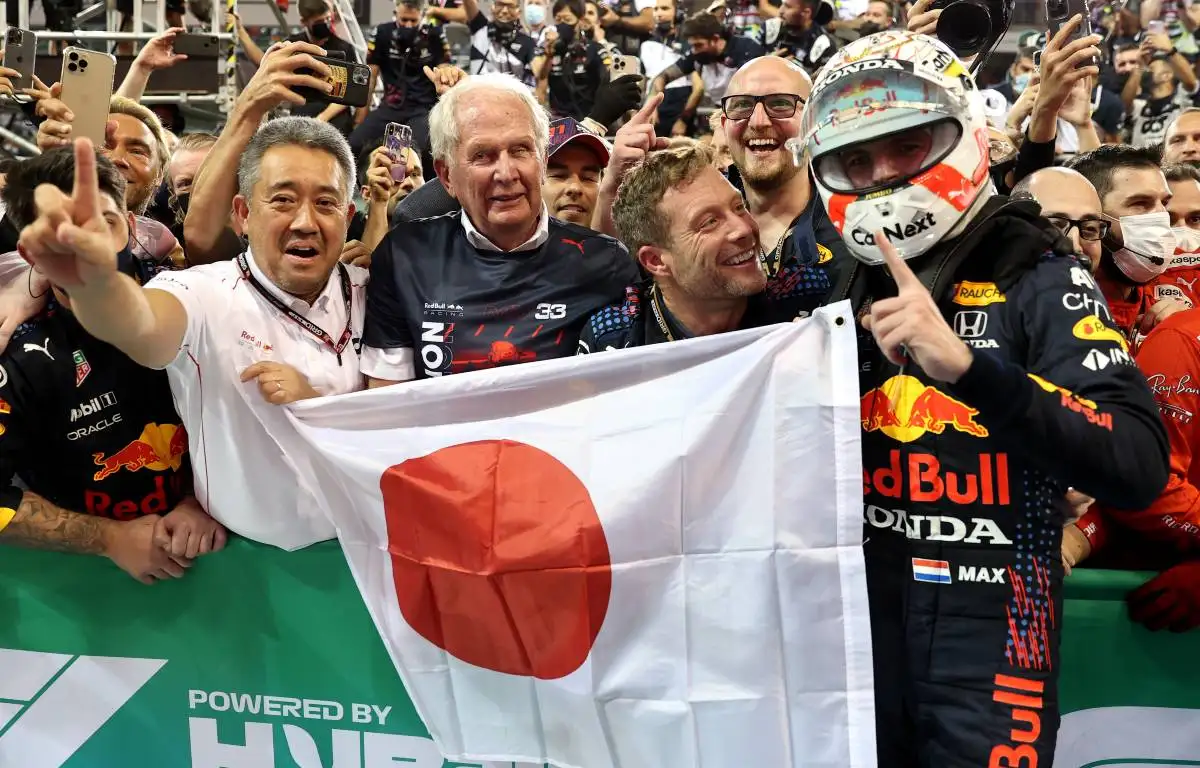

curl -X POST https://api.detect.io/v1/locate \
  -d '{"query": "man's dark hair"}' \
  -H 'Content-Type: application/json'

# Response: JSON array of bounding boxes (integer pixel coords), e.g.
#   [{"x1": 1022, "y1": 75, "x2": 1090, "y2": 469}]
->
[
  {"x1": 298, "y1": 0, "x2": 330, "y2": 18},
  {"x1": 397, "y1": 0, "x2": 422, "y2": 11},
  {"x1": 2, "y1": 147, "x2": 126, "y2": 230},
  {"x1": 552, "y1": 0, "x2": 585, "y2": 18},
  {"x1": 1065, "y1": 144, "x2": 1163, "y2": 203},
  {"x1": 1164, "y1": 162, "x2": 1200, "y2": 184},
  {"x1": 681, "y1": 11, "x2": 724, "y2": 38}
]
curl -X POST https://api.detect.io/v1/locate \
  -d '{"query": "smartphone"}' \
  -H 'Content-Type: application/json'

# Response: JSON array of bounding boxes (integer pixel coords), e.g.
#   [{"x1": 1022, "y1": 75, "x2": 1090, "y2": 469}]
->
[
  {"x1": 384, "y1": 122, "x2": 412, "y2": 182},
  {"x1": 59, "y1": 47, "x2": 116, "y2": 146},
  {"x1": 2, "y1": 28, "x2": 36, "y2": 86},
  {"x1": 1147, "y1": 18, "x2": 1166, "y2": 35},
  {"x1": 1046, "y1": 0, "x2": 1098, "y2": 68},
  {"x1": 1032, "y1": 48, "x2": 1042, "y2": 70},
  {"x1": 608, "y1": 54, "x2": 640, "y2": 81},
  {"x1": 294, "y1": 53, "x2": 372, "y2": 108},
  {"x1": 172, "y1": 32, "x2": 219, "y2": 57}
]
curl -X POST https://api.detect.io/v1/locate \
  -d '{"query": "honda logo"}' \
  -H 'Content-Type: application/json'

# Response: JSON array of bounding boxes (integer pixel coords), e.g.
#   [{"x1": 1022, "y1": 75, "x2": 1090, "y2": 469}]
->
[{"x1": 953, "y1": 311, "x2": 988, "y2": 338}]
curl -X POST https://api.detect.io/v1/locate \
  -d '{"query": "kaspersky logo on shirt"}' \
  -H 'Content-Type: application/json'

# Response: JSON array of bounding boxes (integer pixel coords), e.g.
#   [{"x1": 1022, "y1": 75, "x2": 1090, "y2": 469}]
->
[{"x1": 0, "y1": 648, "x2": 165, "y2": 767}]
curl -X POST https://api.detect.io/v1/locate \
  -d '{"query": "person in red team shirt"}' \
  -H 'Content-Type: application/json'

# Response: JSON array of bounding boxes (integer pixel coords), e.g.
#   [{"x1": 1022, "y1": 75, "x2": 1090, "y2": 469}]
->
[
  {"x1": 1148, "y1": 164, "x2": 1200, "y2": 309},
  {"x1": 1067, "y1": 304, "x2": 1200, "y2": 632}
]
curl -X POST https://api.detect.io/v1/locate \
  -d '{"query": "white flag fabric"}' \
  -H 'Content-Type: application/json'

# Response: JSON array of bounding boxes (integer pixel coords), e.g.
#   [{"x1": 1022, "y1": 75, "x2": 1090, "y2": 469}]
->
[{"x1": 285, "y1": 303, "x2": 876, "y2": 768}]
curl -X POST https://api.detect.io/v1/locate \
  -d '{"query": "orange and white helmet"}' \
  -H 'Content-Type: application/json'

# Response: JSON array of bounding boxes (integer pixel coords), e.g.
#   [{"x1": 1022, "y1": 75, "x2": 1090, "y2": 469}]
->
[{"x1": 793, "y1": 30, "x2": 994, "y2": 265}]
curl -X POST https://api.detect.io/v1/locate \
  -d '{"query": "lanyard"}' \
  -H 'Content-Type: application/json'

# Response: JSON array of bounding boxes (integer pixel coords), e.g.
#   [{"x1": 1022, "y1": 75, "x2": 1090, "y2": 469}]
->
[
  {"x1": 649, "y1": 284, "x2": 675, "y2": 342},
  {"x1": 236, "y1": 253, "x2": 355, "y2": 366}
]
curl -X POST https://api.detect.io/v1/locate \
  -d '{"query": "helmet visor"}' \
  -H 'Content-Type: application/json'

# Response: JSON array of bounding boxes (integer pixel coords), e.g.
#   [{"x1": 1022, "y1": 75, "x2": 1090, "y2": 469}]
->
[
  {"x1": 812, "y1": 119, "x2": 963, "y2": 195},
  {"x1": 802, "y1": 64, "x2": 968, "y2": 178}
]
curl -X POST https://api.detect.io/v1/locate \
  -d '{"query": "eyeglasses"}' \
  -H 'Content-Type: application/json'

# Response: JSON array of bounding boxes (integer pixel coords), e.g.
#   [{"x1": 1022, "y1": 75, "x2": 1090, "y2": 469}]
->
[
  {"x1": 720, "y1": 93, "x2": 805, "y2": 121},
  {"x1": 1045, "y1": 215, "x2": 1110, "y2": 241}
]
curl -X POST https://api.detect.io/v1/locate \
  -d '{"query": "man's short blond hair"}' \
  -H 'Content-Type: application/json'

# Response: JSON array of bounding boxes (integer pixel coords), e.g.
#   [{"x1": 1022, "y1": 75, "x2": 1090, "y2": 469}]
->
[
  {"x1": 612, "y1": 143, "x2": 715, "y2": 255},
  {"x1": 109, "y1": 95, "x2": 171, "y2": 183}
]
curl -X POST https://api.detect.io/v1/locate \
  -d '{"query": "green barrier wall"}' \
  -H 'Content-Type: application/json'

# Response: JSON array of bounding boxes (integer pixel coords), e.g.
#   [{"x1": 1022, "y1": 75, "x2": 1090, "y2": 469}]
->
[{"x1": 1, "y1": 540, "x2": 1199, "y2": 767}]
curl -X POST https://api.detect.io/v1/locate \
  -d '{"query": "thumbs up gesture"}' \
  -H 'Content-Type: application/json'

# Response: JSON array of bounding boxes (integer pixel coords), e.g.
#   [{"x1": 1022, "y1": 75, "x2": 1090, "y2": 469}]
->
[
  {"x1": 17, "y1": 138, "x2": 121, "y2": 288},
  {"x1": 860, "y1": 232, "x2": 974, "y2": 383}
]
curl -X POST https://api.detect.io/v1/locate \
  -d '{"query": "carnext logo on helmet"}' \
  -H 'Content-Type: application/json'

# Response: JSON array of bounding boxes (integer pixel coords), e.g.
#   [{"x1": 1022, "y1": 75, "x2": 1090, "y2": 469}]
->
[
  {"x1": 851, "y1": 213, "x2": 937, "y2": 246},
  {"x1": 814, "y1": 58, "x2": 907, "y2": 89}
]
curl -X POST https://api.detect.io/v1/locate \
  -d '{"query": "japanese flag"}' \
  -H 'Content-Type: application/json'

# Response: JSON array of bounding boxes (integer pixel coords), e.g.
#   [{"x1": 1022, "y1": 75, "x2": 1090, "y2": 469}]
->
[{"x1": 286, "y1": 303, "x2": 876, "y2": 768}]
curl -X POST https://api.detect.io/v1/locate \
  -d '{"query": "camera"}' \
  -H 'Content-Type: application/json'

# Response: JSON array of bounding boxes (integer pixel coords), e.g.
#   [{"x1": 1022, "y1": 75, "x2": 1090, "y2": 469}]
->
[{"x1": 929, "y1": 0, "x2": 1012, "y2": 59}]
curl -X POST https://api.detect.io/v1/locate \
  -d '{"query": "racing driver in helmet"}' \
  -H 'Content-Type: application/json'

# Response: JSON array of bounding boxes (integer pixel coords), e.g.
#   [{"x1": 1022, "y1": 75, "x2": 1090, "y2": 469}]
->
[{"x1": 798, "y1": 30, "x2": 1170, "y2": 767}]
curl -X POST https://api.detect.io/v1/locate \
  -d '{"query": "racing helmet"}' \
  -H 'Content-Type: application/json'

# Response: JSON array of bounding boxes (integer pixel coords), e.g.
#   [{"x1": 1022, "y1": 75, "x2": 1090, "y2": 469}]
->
[{"x1": 792, "y1": 30, "x2": 994, "y2": 265}]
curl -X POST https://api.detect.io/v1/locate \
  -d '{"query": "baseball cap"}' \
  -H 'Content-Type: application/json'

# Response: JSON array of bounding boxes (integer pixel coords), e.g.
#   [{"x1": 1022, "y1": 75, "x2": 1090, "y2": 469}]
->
[{"x1": 548, "y1": 118, "x2": 611, "y2": 166}]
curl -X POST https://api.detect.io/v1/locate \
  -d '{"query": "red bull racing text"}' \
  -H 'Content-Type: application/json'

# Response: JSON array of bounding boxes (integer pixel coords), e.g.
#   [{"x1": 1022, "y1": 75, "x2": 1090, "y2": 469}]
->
[
  {"x1": 864, "y1": 449, "x2": 1010, "y2": 506},
  {"x1": 989, "y1": 673, "x2": 1045, "y2": 768}
]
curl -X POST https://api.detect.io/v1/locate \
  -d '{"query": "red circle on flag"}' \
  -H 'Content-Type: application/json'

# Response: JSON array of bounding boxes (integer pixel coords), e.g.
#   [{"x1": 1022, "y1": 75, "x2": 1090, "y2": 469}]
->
[{"x1": 381, "y1": 439, "x2": 612, "y2": 679}]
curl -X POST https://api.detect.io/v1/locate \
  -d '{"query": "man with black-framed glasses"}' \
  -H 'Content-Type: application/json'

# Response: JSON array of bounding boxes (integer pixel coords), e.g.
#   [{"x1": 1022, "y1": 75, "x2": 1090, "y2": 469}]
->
[
  {"x1": 720, "y1": 55, "x2": 849, "y2": 321},
  {"x1": 1010, "y1": 167, "x2": 1106, "y2": 274}
]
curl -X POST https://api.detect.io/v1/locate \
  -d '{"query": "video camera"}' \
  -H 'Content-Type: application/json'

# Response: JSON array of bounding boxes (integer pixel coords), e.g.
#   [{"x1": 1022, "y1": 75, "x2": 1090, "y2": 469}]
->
[{"x1": 928, "y1": 0, "x2": 1014, "y2": 69}]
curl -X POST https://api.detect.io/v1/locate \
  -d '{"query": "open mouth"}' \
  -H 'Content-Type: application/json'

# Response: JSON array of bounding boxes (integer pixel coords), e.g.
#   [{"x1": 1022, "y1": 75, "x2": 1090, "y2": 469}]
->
[
  {"x1": 557, "y1": 203, "x2": 587, "y2": 215},
  {"x1": 491, "y1": 193, "x2": 525, "y2": 205},
  {"x1": 746, "y1": 137, "x2": 782, "y2": 154},
  {"x1": 285, "y1": 244, "x2": 321, "y2": 259},
  {"x1": 722, "y1": 248, "x2": 758, "y2": 267}
]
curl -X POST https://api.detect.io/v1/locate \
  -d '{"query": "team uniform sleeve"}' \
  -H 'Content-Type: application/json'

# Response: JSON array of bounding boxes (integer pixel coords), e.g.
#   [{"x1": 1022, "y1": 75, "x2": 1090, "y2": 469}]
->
[
  {"x1": 366, "y1": 26, "x2": 383, "y2": 65},
  {"x1": 0, "y1": 362, "x2": 32, "y2": 525},
  {"x1": 946, "y1": 256, "x2": 1170, "y2": 510},
  {"x1": 361, "y1": 237, "x2": 417, "y2": 382},
  {"x1": 673, "y1": 52, "x2": 697, "y2": 75},
  {"x1": 1098, "y1": 325, "x2": 1200, "y2": 553},
  {"x1": 467, "y1": 11, "x2": 489, "y2": 32}
]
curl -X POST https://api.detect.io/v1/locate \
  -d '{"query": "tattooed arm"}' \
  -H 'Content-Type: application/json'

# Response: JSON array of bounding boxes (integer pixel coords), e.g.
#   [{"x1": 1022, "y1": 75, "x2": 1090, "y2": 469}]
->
[
  {"x1": 0, "y1": 490, "x2": 111, "y2": 553},
  {"x1": 0, "y1": 491, "x2": 190, "y2": 584}
]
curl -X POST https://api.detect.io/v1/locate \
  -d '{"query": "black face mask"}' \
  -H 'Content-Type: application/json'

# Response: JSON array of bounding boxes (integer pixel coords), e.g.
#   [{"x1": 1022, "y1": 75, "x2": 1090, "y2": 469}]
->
[
  {"x1": 580, "y1": 24, "x2": 595, "y2": 40},
  {"x1": 1099, "y1": 65, "x2": 1126, "y2": 94},
  {"x1": 693, "y1": 50, "x2": 720, "y2": 64},
  {"x1": 395, "y1": 25, "x2": 419, "y2": 46},
  {"x1": 308, "y1": 20, "x2": 333, "y2": 40},
  {"x1": 857, "y1": 20, "x2": 884, "y2": 35},
  {"x1": 493, "y1": 18, "x2": 518, "y2": 41},
  {"x1": 554, "y1": 22, "x2": 575, "y2": 50},
  {"x1": 654, "y1": 20, "x2": 672, "y2": 36}
]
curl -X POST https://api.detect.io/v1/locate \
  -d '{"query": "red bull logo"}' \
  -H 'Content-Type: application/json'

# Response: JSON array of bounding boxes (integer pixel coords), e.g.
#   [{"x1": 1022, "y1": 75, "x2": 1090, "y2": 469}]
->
[
  {"x1": 0, "y1": 397, "x2": 10, "y2": 437},
  {"x1": 864, "y1": 449, "x2": 1010, "y2": 506},
  {"x1": 989, "y1": 672, "x2": 1044, "y2": 768},
  {"x1": 92, "y1": 423, "x2": 188, "y2": 481},
  {"x1": 861, "y1": 374, "x2": 988, "y2": 443},
  {"x1": 835, "y1": 77, "x2": 887, "y2": 99},
  {"x1": 1028, "y1": 374, "x2": 1112, "y2": 431}
]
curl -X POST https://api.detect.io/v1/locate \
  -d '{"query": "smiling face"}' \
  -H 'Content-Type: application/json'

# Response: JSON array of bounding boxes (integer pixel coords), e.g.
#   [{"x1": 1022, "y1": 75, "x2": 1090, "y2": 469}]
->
[
  {"x1": 234, "y1": 144, "x2": 353, "y2": 302},
  {"x1": 649, "y1": 165, "x2": 766, "y2": 299},
  {"x1": 723, "y1": 57, "x2": 811, "y2": 192},
  {"x1": 436, "y1": 90, "x2": 544, "y2": 250},
  {"x1": 544, "y1": 143, "x2": 604, "y2": 225},
  {"x1": 107, "y1": 112, "x2": 162, "y2": 214}
]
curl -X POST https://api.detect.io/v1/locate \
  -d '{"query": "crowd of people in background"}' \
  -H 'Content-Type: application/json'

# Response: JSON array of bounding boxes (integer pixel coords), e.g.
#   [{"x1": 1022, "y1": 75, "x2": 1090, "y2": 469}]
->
[{"x1": 3, "y1": 0, "x2": 1200, "y2": 763}]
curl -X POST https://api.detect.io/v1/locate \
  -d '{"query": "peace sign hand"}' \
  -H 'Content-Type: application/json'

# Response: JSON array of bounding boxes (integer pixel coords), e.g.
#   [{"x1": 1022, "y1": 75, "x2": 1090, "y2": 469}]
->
[
  {"x1": 860, "y1": 232, "x2": 974, "y2": 383},
  {"x1": 17, "y1": 138, "x2": 119, "y2": 288}
]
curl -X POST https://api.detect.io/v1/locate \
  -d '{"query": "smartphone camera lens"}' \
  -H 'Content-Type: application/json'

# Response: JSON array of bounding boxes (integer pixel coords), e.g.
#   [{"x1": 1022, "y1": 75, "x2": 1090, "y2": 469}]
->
[
  {"x1": 68, "y1": 51, "x2": 78, "y2": 61},
  {"x1": 67, "y1": 62, "x2": 77, "y2": 72},
  {"x1": 79, "y1": 59, "x2": 88, "y2": 69}
]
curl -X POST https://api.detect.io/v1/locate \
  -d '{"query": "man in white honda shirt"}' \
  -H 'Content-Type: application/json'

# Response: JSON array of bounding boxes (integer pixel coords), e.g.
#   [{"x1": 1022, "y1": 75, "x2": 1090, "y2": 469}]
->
[
  {"x1": 16, "y1": 118, "x2": 367, "y2": 552},
  {"x1": 641, "y1": 0, "x2": 705, "y2": 135}
]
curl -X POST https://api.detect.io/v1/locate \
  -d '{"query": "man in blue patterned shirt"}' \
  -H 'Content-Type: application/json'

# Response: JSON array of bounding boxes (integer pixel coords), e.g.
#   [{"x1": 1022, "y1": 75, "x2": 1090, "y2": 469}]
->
[{"x1": 578, "y1": 141, "x2": 827, "y2": 352}]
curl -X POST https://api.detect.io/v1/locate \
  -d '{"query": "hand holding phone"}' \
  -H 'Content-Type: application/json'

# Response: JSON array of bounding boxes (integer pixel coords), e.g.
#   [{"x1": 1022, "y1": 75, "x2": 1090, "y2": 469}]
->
[
  {"x1": 59, "y1": 47, "x2": 116, "y2": 146},
  {"x1": 2, "y1": 28, "x2": 36, "y2": 87},
  {"x1": 293, "y1": 52, "x2": 372, "y2": 108},
  {"x1": 384, "y1": 123, "x2": 412, "y2": 182}
]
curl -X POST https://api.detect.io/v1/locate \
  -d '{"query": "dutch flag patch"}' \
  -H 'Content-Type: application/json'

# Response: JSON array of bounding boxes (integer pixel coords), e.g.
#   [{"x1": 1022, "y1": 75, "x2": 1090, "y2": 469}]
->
[{"x1": 912, "y1": 558, "x2": 952, "y2": 584}]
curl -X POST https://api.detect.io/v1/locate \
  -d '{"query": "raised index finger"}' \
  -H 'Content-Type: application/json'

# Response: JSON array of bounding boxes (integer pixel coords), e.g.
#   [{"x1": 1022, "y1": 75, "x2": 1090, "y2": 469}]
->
[
  {"x1": 877, "y1": 231, "x2": 923, "y2": 291},
  {"x1": 72, "y1": 138, "x2": 101, "y2": 221},
  {"x1": 630, "y1": 92, "x2": 664, "y2": 125}
]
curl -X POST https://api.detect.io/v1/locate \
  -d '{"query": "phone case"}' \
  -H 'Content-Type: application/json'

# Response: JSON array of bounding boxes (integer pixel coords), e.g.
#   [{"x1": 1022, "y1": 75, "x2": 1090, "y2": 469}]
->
[
  {"x1": 60, "y1": 47, "x2": 116, "y2": 146},
  {"x1": 608, "y1": 54, "x2": 640, "y2": 81},
  {"x1": 172, "y1": 33, "x2": 219, "y2": 57},
  {"x1": 1045, "y1": 0, "x2": 1096, "y2": 66},
  {"x1": 384, "y1": 123, "x2": 412, "y2": 181},
  {"x1": 3, "y1": 28, "x2": 36, "y2": 85},
  {"x1": 294, "y1": 54, "x2": 372, "y2": 108}
]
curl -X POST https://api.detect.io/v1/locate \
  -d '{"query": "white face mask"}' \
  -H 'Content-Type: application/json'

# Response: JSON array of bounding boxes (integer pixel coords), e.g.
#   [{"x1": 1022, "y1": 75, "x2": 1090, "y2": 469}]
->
[
  {"x1": 1172, "y1": 226, "x2": 1200, "y2": 257},
  {"x1": 1113, "y1": 211, "x2": 1177, "y2": 283}
]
